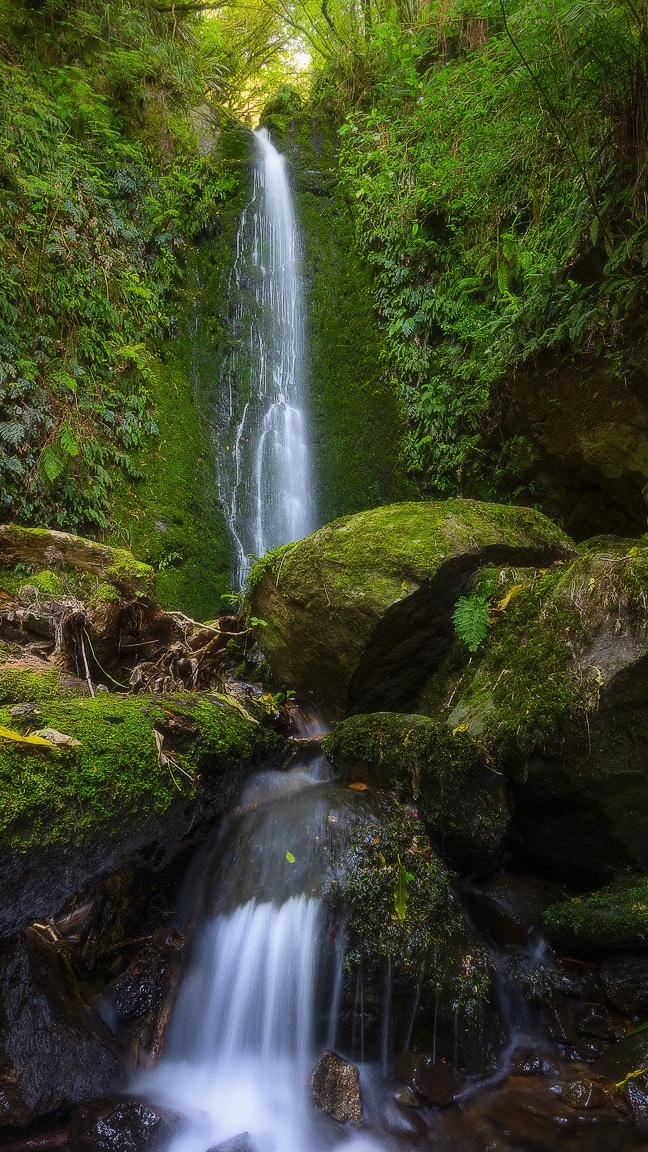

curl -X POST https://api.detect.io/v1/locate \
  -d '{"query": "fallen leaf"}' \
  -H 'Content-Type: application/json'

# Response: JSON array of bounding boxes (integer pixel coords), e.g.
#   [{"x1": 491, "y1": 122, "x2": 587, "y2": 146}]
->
[
  {"x1": 0, "y1": 724, "x2": 55, "y2": 748},
  {"x1": 349, "y1": 782, "x2": 369, "y2": 791},
  {"x1": 285, "y1": 851, "x2": 296, "y2": 864}
]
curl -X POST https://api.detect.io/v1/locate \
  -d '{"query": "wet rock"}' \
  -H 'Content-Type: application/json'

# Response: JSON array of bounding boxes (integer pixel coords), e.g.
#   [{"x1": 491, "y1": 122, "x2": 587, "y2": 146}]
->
[
  {"x1": 247, "y1": 499, "x2": 574, "y2": 715},
  {"x1": 576, "y1": 1003, "x2": 617, "y2": 1042},
  {"x1": 595, "y1": 1030, "x2": 648, "y2": 1083},
  {"x1": 509, "y1": 1048, "x2": 560, "y2": 1077},
  {"x1": 207, "y1": 1134, "x2": 254, "y2": 1152},
  {"x1": 323, "y1": 713, "x2": 510, "y2": 870},
  {"x1": 563, "y1": 1078, "x2": 615, "y2": 1109},
  {"x1": 309, "y1": 1050, "x2": 362, "y2": 1124},
  {"x1": 68, "y1": 1096, "x2": 184, "y2": 1152},
  {"x1": 465, "y1": 873, "x2": 552, "y2": 947},
  {"x1": 393, "y1": 1087, "x2": 420, "y2": 1108},
  {"x1": 544, "y1": 877, "x2": 648, "y2": 948},
  {"x1": 108, "y1": 935, "x2": 184, "y2": 1024},
  {"x1": 0, "y1": 928, "x2": 123, "y2": 1128},
  {"x1": 600, "y1": 952, "x2": 648, "y2": 1016},
  {"x1": 625, "y1": 1075, "x2": 648, "y2": 1134},
  {"x1": 395, "y1": 1052, "x2": 466, "y2": 1106}
]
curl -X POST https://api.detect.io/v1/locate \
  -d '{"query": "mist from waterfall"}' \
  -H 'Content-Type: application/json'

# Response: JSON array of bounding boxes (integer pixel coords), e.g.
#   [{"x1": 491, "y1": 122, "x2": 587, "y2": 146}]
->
[{"x1": 217, "y1": 127, "x2": 316, "y2": 587}]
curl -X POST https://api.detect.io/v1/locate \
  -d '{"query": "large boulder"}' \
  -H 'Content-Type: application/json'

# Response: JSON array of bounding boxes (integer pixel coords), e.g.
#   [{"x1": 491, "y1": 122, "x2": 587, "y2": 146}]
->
[
  {"x1": 0, "y1": 674, "x2": 286, "y2": 938},
  {"x1": 309, "y1": 1051, "x2": 362, "y2": 1125},
  {"x1": 245, "y1": 500, "x2": 575, "y2": 714},
  {"x1": 323, "y1": 712, "x2": 510, "y2": 869},
  {"x1": 0, "y1": 928, "x2": 123, "y2": 1128},
  {"x1": 68, "y1": 1095, "x2": 184, "y2": 1152},
  {"x1": 425, "y1": 545, "x2": 648, "y2": 880}
]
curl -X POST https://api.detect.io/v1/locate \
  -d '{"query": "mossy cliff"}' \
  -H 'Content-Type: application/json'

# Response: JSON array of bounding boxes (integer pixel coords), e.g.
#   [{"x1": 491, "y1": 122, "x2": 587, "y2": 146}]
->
[
  {"x1": 260, "y1": 102, "x2": 413, "y2": 521},
  {"x1": 0, "y1": 669, "x2": 285, "y2": 938}
]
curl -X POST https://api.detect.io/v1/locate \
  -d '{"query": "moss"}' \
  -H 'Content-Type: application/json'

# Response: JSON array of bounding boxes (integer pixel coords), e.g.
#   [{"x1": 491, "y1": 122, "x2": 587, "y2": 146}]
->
[
  {"x1": 323, "y1": 712, "x2": 510, "y2": 867},
  {"x1": 0, "y1": 680, "x2": 279, "y2": 852},
  {"x1": 28, "y1": 570, "x2": 64, "y2": 597},
  {"x1": 0, "y1": 667, "x2": 71, "y2": 705},
  {"x1": 246, "y1": 498, "x2": 575, "y2": 711},
  {"x1": 544, "y1": 876, "x2": 648, "y2": 947},
  {"x1": 107, "y1": 350, "x2": 232, "y2": 619}
]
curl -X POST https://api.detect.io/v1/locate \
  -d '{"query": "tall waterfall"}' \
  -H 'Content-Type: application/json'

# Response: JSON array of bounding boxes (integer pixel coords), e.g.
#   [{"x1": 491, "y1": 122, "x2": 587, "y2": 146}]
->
[{"x1": 218, "y1": 128, "x2": 316, "y2": 587}]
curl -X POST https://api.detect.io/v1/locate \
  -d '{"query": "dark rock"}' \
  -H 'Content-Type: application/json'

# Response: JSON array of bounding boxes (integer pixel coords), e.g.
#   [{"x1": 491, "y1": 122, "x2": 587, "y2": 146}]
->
[
  {"x1": 625, "y1": 1075, "x2": 648, "y2": 1134},
  {"x1": 466, "y1": 872, "x2": 552, "y2": 947},
  {"x1": 395, "y1": 1052, "x2": 466, "y2": 1106},
  {"x1": 68, "y1": 1096, "x2": 184, "y2": 1152},
  {"x1": 207, "y1": 1134, "x2": 253, "y2": 1152},
  {"x1": 309, "y1": 1050, "x2": 362, "y2": 1124},
  {"x1": 601, "y1": 952, "x2": 648, "y2": 1016},
  {"x1": 0, "y1": 928, "x2": 124, "y2": 1128},
  {"x1": 595, "y1": 1031, "x2": 648, "y2": 1083},
  {"x1": 393, "y1": 1087, "x2": 420, "y2": 1108},
  {"x1": 109, "y1": 947, "x2": 170, "y2": 1023},
  {"x1": 509, "y1": 1047, "x2": 560, "y2": 1077},
  {"x1": 576, "y1": 1003, "x2": 617, "y2": 1042},
  {"x1": 563, "y1": 1078, "x2": 615, "y2": 1109}
]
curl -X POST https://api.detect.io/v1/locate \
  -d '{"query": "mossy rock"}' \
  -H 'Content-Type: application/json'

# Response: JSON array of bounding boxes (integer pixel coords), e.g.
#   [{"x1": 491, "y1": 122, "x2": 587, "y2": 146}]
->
[
  {"x1": 323, "y1": 712, "x2": 510, "y2": 870},
  {"x1": 246, "y1": 499, "x2": 575, "y2": 714},
  {"x1": 544, "y1": 877, "x2": 648, "y2": 948},
  {"x1": 424, "y1": 546, "x2": 648, "y2": 881},
  {"x1": 326, "y1": 790, "x2": 494, "y2": 1069},
  {"x1": 0, "y1": 676, "x2": 286, "y2": 938}
]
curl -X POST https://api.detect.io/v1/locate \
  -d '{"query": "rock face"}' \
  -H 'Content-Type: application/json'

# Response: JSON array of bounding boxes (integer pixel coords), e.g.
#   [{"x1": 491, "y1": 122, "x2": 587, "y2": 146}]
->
[
  {"x1": 309, "y1": 1051, "x2": 362, "y2": 1124},
  {"x1": 0, "y1": 928, "x2": 124, "y2": 1128},
  {"x1": 323, "y1": 712, "x2": 510, "y2": 869},
  {"x1": 395, "y1": 1053, "x2": 466, "y2": 1106},
  {"x1": 246, "y1": 500, "x2": 575, "y2": 714},
  {"x1": 0, "y1": 674, "x2": 286, "y2": 938},
  {"x1": 68, "y1": 1096, "x2": 184, "y2": 1152},
  {"x1": 428, "y1": 545, "x2": 648, "y2": 880}
]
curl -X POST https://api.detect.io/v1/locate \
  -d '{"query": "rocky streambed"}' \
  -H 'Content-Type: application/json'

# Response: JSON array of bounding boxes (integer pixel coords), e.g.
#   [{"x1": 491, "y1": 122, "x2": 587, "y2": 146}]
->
[{"x1": 3, "y1": 502, "x2": 648, "y2": 1151}]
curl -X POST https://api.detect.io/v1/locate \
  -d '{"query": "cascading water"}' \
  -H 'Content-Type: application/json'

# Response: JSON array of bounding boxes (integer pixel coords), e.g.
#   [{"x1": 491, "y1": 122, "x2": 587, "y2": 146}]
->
[
  {"x1": 217, "y1": 128, "x2": 316, "y2": 587},
  {"x1": 138, "y1": 748, "x2": 384, "y2": 1152}
]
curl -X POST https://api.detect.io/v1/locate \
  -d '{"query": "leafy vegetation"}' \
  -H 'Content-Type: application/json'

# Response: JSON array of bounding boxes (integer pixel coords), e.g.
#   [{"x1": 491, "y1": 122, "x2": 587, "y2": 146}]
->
[{"x1": 0, "y1": 0, "x2": 236, "y2": 536}]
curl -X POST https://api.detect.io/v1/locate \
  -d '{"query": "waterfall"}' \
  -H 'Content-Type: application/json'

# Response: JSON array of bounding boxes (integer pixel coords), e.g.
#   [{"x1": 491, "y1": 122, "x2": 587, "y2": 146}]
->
[{"x1": 217, "y1": 128, "x2": 316, "y2": 587}]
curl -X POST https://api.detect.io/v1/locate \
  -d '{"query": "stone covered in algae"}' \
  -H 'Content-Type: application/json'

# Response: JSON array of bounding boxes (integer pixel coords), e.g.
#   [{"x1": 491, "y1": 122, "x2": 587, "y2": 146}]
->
[
  {"x1": 0, "y1": 672, "x2": 285, "y2": 938},
  {"x1": 544, "y1": 877, "x2": 648, "y2": 948},
  {"x1": 246, "y1": 499, "x2": 575, "y2": 714},
  {"x1": 323, "y1": 712, "x2": 510, "y2": 869},
  {"x1": 421, "y1": 544, "x2": 648, "y2": 881}
]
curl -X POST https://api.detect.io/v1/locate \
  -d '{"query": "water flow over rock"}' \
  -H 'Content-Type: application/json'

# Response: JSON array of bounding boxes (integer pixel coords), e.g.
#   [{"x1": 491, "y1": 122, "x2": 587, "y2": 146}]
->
[{"x1": 218, "y1": 128, "x2": 316, "y2": 586}]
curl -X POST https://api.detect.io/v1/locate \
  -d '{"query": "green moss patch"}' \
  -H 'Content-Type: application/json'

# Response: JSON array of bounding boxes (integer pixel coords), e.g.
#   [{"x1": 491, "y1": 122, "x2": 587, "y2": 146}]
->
[
  {"x1": 544, "y1": 877, "x2": 648, "y2": 948},
  {"x1": 324, "y1": 712, "x2": 510, "y2": 868},
  {"x1": 0, "y1": 680, "x2": 280, "y2": 852}
]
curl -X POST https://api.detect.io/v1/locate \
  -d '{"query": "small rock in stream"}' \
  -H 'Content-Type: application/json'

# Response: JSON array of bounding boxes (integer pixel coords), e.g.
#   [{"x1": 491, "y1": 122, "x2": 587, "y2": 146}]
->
[
  {"x1": 309, "y1": 1050, "x2": 362, "y2": 1125},
  {"x1": 395, "y1": 1052, "x2": 466, "y2": 1107},
  {"x1": 207, "y1": 1134, "x2": 254, "y2": 1152},
  {"x1": 68, "y1": 1096, "x2": 184, "y2": 1152}
]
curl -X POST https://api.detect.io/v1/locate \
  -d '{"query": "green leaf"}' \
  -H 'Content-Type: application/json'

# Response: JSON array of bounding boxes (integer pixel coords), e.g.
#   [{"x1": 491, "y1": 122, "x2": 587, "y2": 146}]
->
[
  {"x1": 60, "y1": 425, "x2": 79, "y2": 457},
  {"x1": 285, "y1": 851, "x2": 296, "y2": 864},
  {"x1": 40, "y1": 445, "x2": 65, "y2": 484},
  {"x1": 452, "y1": 595, "x2": 491, "y2": 652},
  {"x1": 393, "y1": 858, "x2": 412, "y2": 921}
]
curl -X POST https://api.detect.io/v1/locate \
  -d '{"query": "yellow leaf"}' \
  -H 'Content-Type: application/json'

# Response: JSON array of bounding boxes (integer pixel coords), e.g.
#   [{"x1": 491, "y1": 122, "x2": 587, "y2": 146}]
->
[
  {"x1": 452, "y1": 723, "x2": 469, "y2": 736},
  {"x1": 0, "y1": 724, "x2": 55, "y2": 748},
  {"x1": 497, "y1": 583, "x2": 526, "y2": 611},
  {"x1": 349, "y1": 782, "x2": 369, "y2": 791}
]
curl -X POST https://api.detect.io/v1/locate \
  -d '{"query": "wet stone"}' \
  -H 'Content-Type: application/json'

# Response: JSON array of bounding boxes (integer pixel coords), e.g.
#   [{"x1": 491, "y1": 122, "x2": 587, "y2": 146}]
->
[
  {"x1": 576, "y1": 1003, "x2": 617, "y2": 1042},
  {"x1": 207, "y1": 1134, "x2": 254, "y2": 1152},
  {"x1": 310, "y1": 1051, "x2": 362, "y2": 1125},
  {"x1": 508, "y1": 1048, "x2": 560, "y2": 1077},
  {"x1": 601, "y1": 953, "x2": 648, "y2": 1017},
  {"x1": 563, "y1": 1078, "x2": 615, "y2": 1109},
  {"x1": 625, "y1": 1075, "x2": 648, "y2": 1134},
  {"x1": 393, "y1": 1086, "x2": 420, "y2": 1108},
  {"x1": 68, "y1": 1096, "x2": 185, "y2": 1152},
  {"x1": 395, "y1": 1052, "x2": 466, "y2": 1107}
]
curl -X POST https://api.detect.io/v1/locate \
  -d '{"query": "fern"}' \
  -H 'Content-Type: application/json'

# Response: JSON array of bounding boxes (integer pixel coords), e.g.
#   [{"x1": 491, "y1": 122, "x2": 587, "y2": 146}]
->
[
  {"x1": 40, "y1": 445, "x2": 65, "y2": 484},
  {"x1": 452, "y1": 594, "x2": 491, "y2": 652}
]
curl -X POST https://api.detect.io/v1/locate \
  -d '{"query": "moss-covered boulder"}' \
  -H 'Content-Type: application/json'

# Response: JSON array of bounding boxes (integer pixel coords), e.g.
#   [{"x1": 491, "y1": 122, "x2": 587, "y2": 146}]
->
[
  {"x1": 323, "y1": 713, "x2": 510, "y2": 869},
  {"x1": 544, "y1": 877, "x2": 648, "y2": 948},
  {"x1": 246, "y1": 500, "x2": 575, "y2": 714},
  {"x1": 424, "y1": 546, "x2": 648, "y2": 880},
  {"x1": 326, "y1": 790, "x2": 494, "y2": 1071},
  {"x1": 0, "y1": 672, "x2": 285, "y2": 938}
]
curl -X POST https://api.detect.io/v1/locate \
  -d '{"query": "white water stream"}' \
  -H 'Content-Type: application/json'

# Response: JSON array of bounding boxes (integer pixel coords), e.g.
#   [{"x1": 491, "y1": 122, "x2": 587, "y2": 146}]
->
[{"x1": 217, "y1": 128, "x2": 317, "y2": 587}]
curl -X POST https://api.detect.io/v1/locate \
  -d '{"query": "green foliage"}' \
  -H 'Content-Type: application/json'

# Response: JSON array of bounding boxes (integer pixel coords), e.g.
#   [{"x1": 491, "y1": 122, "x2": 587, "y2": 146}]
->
[
  {"x1": 452, "y1": 595, "x2": 491, "y2": 651},
  {"x1": 326, "y1": 0, "x2": 648, "y2": 497},
  {"x1": 0, "y1": 0, "x2": 237, "y2": 535}
]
